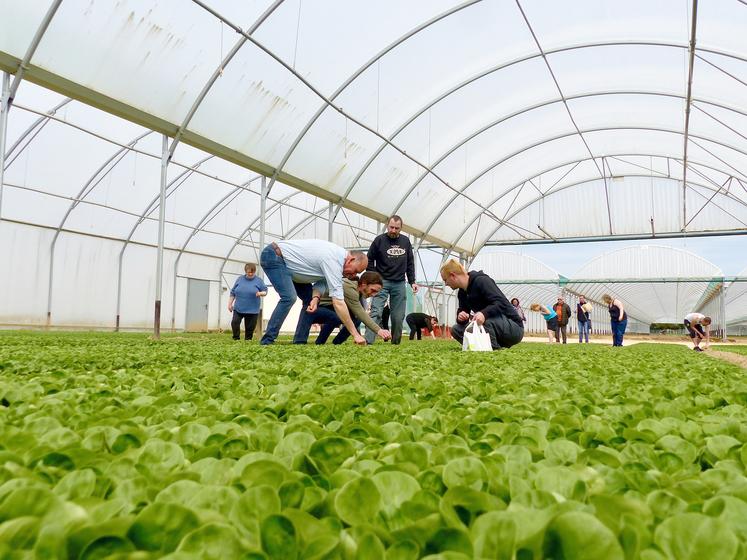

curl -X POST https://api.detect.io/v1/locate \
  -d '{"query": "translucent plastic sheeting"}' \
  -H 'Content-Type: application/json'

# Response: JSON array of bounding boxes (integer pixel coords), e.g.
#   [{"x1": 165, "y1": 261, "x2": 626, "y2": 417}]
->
[
  {"x1": 3, "y1": 82, "x2": 382, "y2": 257},
  {"x1": 2, "y1": 0, "x2": 746, "y2": 254},
  {"x1": 567, "y1": 245, "x2": 723, "y2": 324},
  {"x1": 724, "y1": 267, "x2": 747, "y2": 330}
]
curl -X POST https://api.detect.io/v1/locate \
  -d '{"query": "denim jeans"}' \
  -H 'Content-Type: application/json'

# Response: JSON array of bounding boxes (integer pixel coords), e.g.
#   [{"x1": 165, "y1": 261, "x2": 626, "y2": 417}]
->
[
  {"x1": 611, "y1": 318, "x2": 627, "y2": 346},
  {"x1": 259, "y1": 245, "x2": 298, "y2": 345},
  {"x1": 366, "y1": 279, "x2": 407, "y2": 344},
  {"x1": 578, "y1": 320, "x2": 589, "y2": 343}
]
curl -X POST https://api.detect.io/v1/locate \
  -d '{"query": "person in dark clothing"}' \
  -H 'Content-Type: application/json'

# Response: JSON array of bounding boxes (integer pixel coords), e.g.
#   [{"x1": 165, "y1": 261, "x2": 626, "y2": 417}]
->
[
  {"x1": 602, "y1": 294, "x2": 627, "y2": 346},
  {"x1": 552, "y1": 296, "x2": 572, "y2": 344},
  {"x1": 440, "y1": 259, "x2": 524, "y2": 350},
  {"x1": 380, "y1": 302, "x2": 390, "y2": 331},
  {"x1": 406, "y1": 312, "x2": 437, "y2": 340},
  {"x1": 365, "y1": 215, "x2": 418, "y2": 345},
  {"x1": 228, "y1": 263, "x2": 267, "y2": 340},
  {"x1": 576, "y1": 296, "x2": 591, "y2": 343}
]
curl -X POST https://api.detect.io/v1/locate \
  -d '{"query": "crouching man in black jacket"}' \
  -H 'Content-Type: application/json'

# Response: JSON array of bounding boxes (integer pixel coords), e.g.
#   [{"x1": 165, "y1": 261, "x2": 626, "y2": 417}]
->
[{"x1": 440, "y1": 259, "x2": 524, "y2": 350}]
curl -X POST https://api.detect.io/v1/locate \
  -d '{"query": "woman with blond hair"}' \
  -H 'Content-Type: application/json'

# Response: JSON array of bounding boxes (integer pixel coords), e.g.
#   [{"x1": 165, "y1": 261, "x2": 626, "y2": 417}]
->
[
  {"x1": 602, "y1": 294, "x2": 626, "y2": 346},
  {"x1": 529, "y1": 303, "x2": 558, "y2": 343},
  {"x1": 439, "y1": 259, "x2": 524, "y2": 350}
]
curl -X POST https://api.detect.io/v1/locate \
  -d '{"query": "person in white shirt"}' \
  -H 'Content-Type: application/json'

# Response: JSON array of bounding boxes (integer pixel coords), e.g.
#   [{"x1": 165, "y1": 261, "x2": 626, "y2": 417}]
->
[
  {"x1": 259, "y1": 239, "x2": 368, "y2": 345},
  {"x1": 684, "y1": 312, "x2": 711, "y2": 352}
]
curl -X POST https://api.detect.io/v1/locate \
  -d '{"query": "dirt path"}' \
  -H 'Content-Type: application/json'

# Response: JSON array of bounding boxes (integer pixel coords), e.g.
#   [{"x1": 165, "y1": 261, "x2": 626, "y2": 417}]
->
[{"x1": 707, "y1": 350, "x2": 747, "y2": 370}]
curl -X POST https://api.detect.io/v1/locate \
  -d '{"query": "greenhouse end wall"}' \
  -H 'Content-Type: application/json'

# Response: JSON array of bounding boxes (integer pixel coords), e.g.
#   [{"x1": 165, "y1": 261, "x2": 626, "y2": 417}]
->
[{"x1": 0, "y1": 220, "x2": 309, "y2": 333}]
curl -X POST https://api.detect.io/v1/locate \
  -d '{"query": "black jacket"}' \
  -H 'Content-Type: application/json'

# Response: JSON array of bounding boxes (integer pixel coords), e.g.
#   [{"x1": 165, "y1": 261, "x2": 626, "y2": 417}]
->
[
  {"x1": 367, "y1": 233, "x2": 415, "y2": 284},
  {"x1": 457, "y1": 271, "x2": 523, "y2": 327}
]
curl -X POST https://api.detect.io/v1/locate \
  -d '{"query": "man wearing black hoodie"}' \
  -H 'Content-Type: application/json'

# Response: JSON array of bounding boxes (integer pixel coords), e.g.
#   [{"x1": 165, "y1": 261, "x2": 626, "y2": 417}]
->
[
  {"x1": 440, "y1": 259, "x2": 524, "y2": 350},
  {"x1": 365, "y1": 215, "x2": 418, "y2": 344}
]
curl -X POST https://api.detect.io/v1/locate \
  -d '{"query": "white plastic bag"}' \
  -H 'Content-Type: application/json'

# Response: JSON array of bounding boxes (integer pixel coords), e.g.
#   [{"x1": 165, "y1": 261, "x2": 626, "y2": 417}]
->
[{"x1": 462, "y1": 321, "x2": 493, "y2": 352}]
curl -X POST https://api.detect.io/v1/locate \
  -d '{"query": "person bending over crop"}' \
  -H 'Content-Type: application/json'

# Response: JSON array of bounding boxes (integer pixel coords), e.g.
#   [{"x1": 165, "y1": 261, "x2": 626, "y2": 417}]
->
[
  {"x1": 602, "y1": 294, "x2": 626, "y2": 347},
  {"x1": 529, "y1": 303, "x2": 558, "y2": 343},
  {"x1": 684, "y1": 312, "x2": 711, "y2": 352},
  {"x1": 440, "y1": 259, "x2": 524, "y2": 350},
  {"x1": 294, "y1": 272, "x2": 392, "y2": 344},
  {"x1": 259, "y1": 239, "x2": 368, "y2": 345},
  {"x1": 406, "y1": 312, "x2": 437, "y2": 340}
]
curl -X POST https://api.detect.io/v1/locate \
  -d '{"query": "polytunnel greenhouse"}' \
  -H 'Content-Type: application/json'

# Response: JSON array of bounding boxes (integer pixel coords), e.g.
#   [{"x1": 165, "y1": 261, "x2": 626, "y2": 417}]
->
[{"x1": 1, "y1": 2, "x2": 747, "y2": 559}]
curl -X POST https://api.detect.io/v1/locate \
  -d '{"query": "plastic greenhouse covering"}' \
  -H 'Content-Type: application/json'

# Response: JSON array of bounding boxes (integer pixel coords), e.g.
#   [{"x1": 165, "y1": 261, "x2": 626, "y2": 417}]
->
[{"x1": 0, "y1": 0, "x2": 746, "y2": 332}]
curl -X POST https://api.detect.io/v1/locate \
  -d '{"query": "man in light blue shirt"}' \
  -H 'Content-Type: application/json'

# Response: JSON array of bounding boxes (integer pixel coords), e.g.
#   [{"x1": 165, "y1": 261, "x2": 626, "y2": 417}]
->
[{"x1": 260, "y1": 239, "x2": 368, "y2": 345}]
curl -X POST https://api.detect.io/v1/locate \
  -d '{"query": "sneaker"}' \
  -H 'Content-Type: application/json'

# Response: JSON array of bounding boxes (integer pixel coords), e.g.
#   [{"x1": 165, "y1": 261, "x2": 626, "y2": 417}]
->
[{"x1": 693, "y1": 347, "x2": 703, "y2": 352}]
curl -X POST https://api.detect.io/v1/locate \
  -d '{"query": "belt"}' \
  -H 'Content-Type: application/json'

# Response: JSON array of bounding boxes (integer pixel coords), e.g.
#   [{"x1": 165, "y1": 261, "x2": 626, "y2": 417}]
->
[{"x1": 271, "y1": 242, "x2": 283, "y2": 257}]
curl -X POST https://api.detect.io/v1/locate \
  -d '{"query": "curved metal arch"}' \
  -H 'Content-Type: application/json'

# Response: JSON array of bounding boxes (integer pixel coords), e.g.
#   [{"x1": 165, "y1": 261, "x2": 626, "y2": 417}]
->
[
  {"x1": 414, "y1": 125, "x2": 747, "y2": 248},
  {"x1": 54, "y1": 130, "x2": 154, "y2": 235},
  {"x1": 333, "y1": 41, "x2": 747, "y2": 222},
  {"x1": 170, "y1": 173, "x2": 264, "y2": 328},
  {"x1": 447, "y1": 154, "x2": 747, "y2": 255},
  {"x1": 386, "y1": 91, "x2": 747, "y2": 229},
  {"x1": 7, "y1": 0, "x2": 62, "y2": 106},
  {"x1": 475, "y1": 172, "x2": 747, "y2": 252},
  {"x1": 282, "y1": 206, "x2": 335, "y2": 241},
  {"x1": 46, "y1": 130, "x2": 154, "y2": 322},
  {"x1": 575, "y1": 244, "x2": 723, "y2": 277},
  {"x1": 257, "y1": 0, "x2": 481, "y2": 192},
  {"x1": 196, "y1": 3, "x2": 520, "y2": 241},
  {"x1": 168, "y1": 1, "x2": 285, "y2": 159},
  {"x1": 4, "y1": 97, "x2": 72, "y2": 165},
  {"x1": 216, "y1": 190, "x2": 311, "y2": 289}
]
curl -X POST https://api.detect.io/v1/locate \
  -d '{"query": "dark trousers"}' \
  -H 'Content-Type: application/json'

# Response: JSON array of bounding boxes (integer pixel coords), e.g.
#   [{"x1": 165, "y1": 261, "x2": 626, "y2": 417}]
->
[
  {"x1": 293, "y1": 284, "x2": 337, "y2": 344},
  {"x1": 406, "y1": 315, "x2": 425, "y2": 340},
  {"x1": 555, "y1": 324, "x2": 568, "y2": 344},
  {"x1": 611, "y1": 318, "x2": 628, "y2": 346},
  {"x1": 231, "y1": 311, "x2": 259, "y2": 340},
  {"x1": 317, "y1": 313, "x2": 362, "y2": 345},
  {"x1": 451, "y1": 315, "x2": 524, "y2": 350}
]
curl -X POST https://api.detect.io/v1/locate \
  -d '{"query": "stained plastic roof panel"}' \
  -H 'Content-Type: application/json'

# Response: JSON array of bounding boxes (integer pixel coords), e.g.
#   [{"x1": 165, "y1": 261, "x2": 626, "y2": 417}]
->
[{"x1": 1, "y1": 0, "x2": 746, "y2": 255}]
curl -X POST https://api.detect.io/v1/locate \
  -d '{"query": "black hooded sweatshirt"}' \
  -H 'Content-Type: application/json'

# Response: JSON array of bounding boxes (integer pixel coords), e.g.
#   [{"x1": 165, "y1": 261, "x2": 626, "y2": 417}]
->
[
  {"x1": 367, "y1": 233, "x2": 416, "y2": 284},
  {"x1": 457, "y1": 271, "x2": 523, "y2": 327}
]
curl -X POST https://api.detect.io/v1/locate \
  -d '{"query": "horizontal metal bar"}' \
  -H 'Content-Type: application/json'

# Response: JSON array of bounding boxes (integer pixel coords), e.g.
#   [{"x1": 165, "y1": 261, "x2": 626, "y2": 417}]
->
[
  {"x1": 493, "y1": 277, "x2": 747, "y2": 285},
  {"x1": 480, "y1": 228, "x2": 747, "y2": 247}
]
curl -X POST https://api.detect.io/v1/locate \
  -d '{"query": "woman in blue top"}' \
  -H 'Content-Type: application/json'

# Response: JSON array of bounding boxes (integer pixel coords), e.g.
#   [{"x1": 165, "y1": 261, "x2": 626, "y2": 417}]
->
[
  {"x1": 228, "y1": 263, "x2": 268, "y2": 340},
  {"x1": 530, "y1": 303, "x2": 558, "y2": 343}
]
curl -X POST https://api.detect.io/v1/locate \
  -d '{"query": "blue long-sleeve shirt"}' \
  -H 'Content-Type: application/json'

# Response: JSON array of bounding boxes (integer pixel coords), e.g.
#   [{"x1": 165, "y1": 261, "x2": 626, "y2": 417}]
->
[{"x1": 230, "y1": 275, "x2": 267, "y2": 314}]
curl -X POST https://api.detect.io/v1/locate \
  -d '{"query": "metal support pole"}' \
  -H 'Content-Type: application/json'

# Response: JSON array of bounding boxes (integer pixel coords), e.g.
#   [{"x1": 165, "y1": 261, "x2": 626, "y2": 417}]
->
[
  {"x1": 720, "y1": 280, "x2": 727, "y2": 342},
  {"x1": 257, "y1": 176, "x2": 268, "y2": 337},
  {"x1": 328, "y1": 201, "x2": 334, "y2": 241},
  {"x1": 154, "y1": 135, "x2": 168, "y2": 338},
  {"x1": 0, "y1": 72, "x2": 9, "y2": 220},
  {"x1": 115, "y1": 247, "x2": 124, "y2": 331},
  {"x1": 259, "y1": 176, "x2": 267, "y2": 264}
]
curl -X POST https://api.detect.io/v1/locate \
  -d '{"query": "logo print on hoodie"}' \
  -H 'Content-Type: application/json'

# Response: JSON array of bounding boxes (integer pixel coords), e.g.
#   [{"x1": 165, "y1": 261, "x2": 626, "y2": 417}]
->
[{"x1": 387, "y1": 246, "x2": 406, "y2": 257}]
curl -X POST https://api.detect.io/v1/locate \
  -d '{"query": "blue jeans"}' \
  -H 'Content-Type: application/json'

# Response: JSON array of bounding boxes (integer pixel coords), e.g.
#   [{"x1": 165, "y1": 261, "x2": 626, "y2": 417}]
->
[
  {"x1": 578, "y1": 320, "x2": 589, "y2": 343},
  {"x1": 260, "y1": 245, "x2": 299, "y2": 345},
  {"x1": 611, "y1": 318, "x2": 627, "y2": 346},
  {"x1": 365, "y1": 279, "x2": 407, "y2": 344}
]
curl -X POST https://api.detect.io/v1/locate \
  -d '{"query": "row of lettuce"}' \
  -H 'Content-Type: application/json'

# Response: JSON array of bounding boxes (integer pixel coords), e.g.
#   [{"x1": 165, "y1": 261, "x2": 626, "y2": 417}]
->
[{"x1": 1, "y1": 333, "x2": 747, "y2": 558}]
